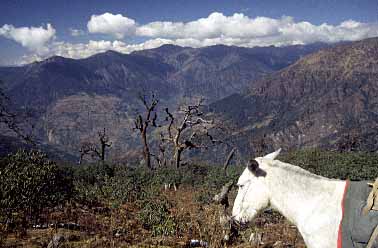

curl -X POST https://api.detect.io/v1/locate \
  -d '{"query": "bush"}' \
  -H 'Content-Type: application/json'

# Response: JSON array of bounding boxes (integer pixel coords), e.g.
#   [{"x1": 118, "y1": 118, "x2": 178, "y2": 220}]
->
[
  {"x1": 137, "y1": 197, "x2": 177, "y2": 236},
  {"x1": 0, "y1": 149, "x2": 73, "y2": 226},
  {"x1": 280, "y1": 149, "x2": 378, "y2": 180},
  {"x1": 73, "y1": 165, "x2": 159, "y2": 205}
]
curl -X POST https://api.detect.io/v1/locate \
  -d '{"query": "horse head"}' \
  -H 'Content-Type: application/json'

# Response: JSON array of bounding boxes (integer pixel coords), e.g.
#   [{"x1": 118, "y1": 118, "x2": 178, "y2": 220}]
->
[{"x1": 232, "y1": 149, "x2": 281, "y2": 225}]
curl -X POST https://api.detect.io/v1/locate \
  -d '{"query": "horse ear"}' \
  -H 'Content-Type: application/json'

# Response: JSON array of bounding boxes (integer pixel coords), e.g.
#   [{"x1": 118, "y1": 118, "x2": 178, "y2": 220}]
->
[
  {"x1": 264, "y1": 148, "x2": 282, "y2": 160},
  {"x1": 247, "y1": 159, "x2": 259, "y2": 173},
  {"x1": 247, "y1": 159, "x2": 267, "y2": 177}
]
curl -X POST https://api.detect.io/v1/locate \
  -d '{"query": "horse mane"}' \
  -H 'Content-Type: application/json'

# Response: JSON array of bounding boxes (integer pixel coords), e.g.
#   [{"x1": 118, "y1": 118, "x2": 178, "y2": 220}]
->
[{"x1": 264, "y1": 158, "x2": 328, "y2": 180}]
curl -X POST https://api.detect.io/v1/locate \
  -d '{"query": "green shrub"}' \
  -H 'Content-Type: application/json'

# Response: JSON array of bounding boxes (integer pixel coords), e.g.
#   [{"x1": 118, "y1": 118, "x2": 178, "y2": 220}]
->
[
  {"x1": 195, "y1": 189, "x2": 214, "y2": 205},
  {"x1": 137, "y1": 197, "x2": 177, "y2": 236},
  {"x1": 73, "y1": 165, "x2": 159, "y2": 205},
  {"x1": 153, "y1": 167, "x2": 182, "y2": 186},
  {"x1": 0, "y1": 149, "x2": 73, "y2": 226},
  {"x1": 280, "y1": 149, "x2": 378, "y2": 180}
]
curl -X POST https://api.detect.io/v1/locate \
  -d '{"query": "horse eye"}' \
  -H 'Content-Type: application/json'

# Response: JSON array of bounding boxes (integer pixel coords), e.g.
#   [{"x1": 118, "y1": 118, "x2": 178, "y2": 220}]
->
[{"x1": 238, "y1": 184, "x2": 244, "y2": 189}]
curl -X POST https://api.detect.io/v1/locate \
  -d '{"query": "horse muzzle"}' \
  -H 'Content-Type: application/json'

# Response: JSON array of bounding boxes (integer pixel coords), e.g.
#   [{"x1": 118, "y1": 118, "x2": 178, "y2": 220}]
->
[{"x1": 231, "y1": 215, "x2": 250, "y2": 230}]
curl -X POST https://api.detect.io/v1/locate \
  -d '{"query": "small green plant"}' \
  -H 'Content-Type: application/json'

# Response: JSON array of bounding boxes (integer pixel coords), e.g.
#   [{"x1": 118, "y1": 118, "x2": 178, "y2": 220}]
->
[
  {"x1": 195, "y1": 189, "x2": 213, "y2": 205},
  {"x1": 0, "y1": 149, "x2": 73, "y2": 231},
  {"x1": 138, "y1": 197, "x2": 177, "y2": 236}
]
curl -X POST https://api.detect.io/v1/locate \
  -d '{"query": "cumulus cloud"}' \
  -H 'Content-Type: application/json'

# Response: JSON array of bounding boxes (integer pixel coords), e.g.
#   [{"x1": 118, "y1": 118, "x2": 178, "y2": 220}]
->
[
  {"x1": 136, "y1": 13, "x2": 283, "y2": 39},
  {"x1": 52, "y1": 39, "x2": 174, "y2": 59},
  {"x1": 87, "y1": 12, "x2": 136, "y2": 38},
  {"x1": 84, "y1": 12, "x2": 378, "y2": 48},
  {"x1": 15, "y1": 38, "x2": 175, "y2": 64},
  {"x1": 0, "y1": 23, "x2": 55, "y2": 54},
  {"x1": 135, "y1": 13, "x2": 378, "y2": 46},
  {"x1": 5, "y1": 12, "x2": 378, "y2": 65}
]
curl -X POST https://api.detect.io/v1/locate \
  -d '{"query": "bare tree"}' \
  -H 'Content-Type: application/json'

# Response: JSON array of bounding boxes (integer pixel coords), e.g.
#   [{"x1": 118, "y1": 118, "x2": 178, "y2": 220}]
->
[
  {"x1": 95, "y1": 128, "x2": 111, "y2": 160},
  {"x1": 78, "y1": 142, "x2": 97, "y2": 165},
  {"x1": 223, "y1": 147, "x2": 236, "y2": 176},
  {"x1": 164, "y1": 99, "x2": 220, "y2": 168},
  {"x1": 0, "y1": 82, "x2": 34, "y2": 144},
  {"x1": 98, "y1": 128, "x2": 112, "y2": 161},
  {"x1": 154, "y1": 132, "x2": 167, "y2": 167},
  {"x1": 134, "y1": 93, "x2": 158, "y2": 170},
  {"x1": 78, "y1": 128, "x2": 112, "y2": 164}
]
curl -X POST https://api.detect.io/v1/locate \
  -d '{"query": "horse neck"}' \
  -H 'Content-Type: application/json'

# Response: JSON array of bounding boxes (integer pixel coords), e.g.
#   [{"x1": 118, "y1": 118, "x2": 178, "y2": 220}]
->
[{"x1": 265, "y1": 161, "x2": 346, "y2": 229}]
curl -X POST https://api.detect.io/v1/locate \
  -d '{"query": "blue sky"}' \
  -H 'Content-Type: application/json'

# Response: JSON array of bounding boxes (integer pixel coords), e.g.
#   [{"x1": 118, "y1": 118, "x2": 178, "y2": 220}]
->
[{"x1": 0, "y1": 0, "x2": 377, "y2": 65}]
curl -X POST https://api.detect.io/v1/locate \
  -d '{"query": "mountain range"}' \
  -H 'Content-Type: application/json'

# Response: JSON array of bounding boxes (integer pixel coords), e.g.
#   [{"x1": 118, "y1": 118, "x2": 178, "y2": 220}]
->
[
  {"x1": 2, "y1": 39, "x2": 376, "y2": 162},
  {"x1": 211, "y1": 37, "x2": 378, "y2": 154}
]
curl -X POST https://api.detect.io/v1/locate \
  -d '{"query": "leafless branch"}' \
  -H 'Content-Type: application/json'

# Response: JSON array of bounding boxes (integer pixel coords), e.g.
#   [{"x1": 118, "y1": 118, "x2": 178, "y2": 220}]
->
[
  {"x1": 223, "y1": 148, "x2": 236, "y2": 175},
  {"x1": 78, "y1": 128, "x2": 111, "y2": 164},
  {"x1": 163, "y1": 99, "x2": 221, "y2": 168},
  {"x1": 133, "y1": 92, "x2": 159, "y2": 170},
  {"x1": 0, "y1": 84, "x2": 35, "y2": 145},
  {"x1": 213, "y1": 180, "x2": 238, "y2": 243}
]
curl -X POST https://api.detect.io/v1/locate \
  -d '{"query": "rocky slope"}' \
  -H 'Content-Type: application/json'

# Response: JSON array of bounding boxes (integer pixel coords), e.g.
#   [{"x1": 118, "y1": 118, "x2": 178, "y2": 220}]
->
[
  {"x1": 134, "y1": 43, "x2": 327, "y2": 101},
  {"x1": 211, "y1": 37, "x2": 378, "y2": 154},
  {"x1": 0, "y1": 43, "x2": 329, "y2": 161}
]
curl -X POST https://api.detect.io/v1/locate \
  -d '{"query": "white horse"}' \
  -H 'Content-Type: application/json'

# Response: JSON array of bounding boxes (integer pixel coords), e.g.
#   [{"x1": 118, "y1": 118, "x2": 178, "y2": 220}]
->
[{"x1": 232, "y1": 149, "x2": 347, "y2": 248}]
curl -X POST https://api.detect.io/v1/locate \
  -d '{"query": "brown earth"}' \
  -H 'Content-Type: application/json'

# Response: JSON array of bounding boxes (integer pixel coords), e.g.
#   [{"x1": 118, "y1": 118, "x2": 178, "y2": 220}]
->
[{"x1": 1, "y1": 187, "x2": 305, "y2": 248}]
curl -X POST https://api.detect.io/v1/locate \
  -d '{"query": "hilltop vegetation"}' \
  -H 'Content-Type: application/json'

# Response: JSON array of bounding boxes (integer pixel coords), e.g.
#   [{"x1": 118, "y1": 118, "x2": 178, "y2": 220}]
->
[{"x1": 1, "y1": 148, "x2": 378, "y2": 247}]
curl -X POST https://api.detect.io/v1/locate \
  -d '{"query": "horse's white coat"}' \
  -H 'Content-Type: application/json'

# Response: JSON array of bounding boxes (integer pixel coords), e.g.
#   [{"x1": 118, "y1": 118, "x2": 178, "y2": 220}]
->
[{"x1": 232, "y1": 149, "x2": 347, "y2": 248}]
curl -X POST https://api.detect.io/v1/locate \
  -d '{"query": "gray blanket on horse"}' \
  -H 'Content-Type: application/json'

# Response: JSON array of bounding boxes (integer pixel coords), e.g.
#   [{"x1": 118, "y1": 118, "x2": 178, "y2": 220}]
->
[{"x1": 342, "y1": 181, "x2": 378, "y2": 247}]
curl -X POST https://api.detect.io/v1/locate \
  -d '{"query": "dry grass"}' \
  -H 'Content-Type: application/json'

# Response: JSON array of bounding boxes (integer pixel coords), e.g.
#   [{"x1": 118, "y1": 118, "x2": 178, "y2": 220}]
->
[{"x1": 1, "y1": 187, "x2": 305, "y2": 248}]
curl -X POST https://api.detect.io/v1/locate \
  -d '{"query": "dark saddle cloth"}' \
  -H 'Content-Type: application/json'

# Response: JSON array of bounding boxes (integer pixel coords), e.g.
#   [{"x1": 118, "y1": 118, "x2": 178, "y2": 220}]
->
[{"x1": 342, "y1": 181, "x2": 378, "y2": 247}]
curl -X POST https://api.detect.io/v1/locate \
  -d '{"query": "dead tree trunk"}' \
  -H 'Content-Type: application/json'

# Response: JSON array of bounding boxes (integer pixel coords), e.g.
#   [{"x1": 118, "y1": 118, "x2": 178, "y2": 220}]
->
[
  {"x1": 213, "y1": 180, "x2": 238, "y2": 243},
  {"x1": 134, "y1": 93, "x2": 158, "y2": 170},
  {"x1": 142, "y1": 128, "x2": 151, "y2": 169},
  {"x1": 174, "y1": 147, "x2": 183, "y2": 169},
  {"x1": 78, "y1": 128, "x2": 112, "y2": 164},
  {"x1": 158, "y1": 144, "x2": 167, "y2": 167},
  {"x1": 98, "y1": 128, "x2": 112, "y2": 162},
  {"x1": 223, "y1": 148, "x2": 236, "y2": 176},
  {"x1": 163, "y1": 100, "x2": 220, "y2": 169}
]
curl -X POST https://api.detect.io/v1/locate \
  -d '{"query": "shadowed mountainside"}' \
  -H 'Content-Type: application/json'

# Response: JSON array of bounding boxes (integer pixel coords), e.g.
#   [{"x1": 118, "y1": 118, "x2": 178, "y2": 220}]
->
[
  {"x1": 0, "y1": 43, "x2": 331, "y2": 161},
  {"x1": 211, "y1": 37, "x2": 378, "y2": 154}
]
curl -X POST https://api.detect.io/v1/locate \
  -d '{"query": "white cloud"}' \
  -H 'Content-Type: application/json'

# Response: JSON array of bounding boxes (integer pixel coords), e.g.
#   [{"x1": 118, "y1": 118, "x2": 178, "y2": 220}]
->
[
  {"x1": 15, "y1": 38, "x2": 176, "y2": 64},
  {"x1": 135, "y1": 13, "x2": 378, "y2": 46},
  {"x1": 51, "y1": 39, "x2": 171, "y2": 58},
  {"x1": 87, "y1": 12, "x2": 136, "y2": 38},
  {"x1": 4, "y1": 12, "x2": 378, "y2": 65},
  {"x1": 0, "y1": 23, "x2": 55, "y2": 54},
  {"x1": 69, "y1": 28, "x2": 85, "y2": 37},
  {"x1": 136, "y1": 13, "x2": 283, "y2": 39},
  {"x1": 82, "y1": 12, "x2": 378, "y2": 49}
]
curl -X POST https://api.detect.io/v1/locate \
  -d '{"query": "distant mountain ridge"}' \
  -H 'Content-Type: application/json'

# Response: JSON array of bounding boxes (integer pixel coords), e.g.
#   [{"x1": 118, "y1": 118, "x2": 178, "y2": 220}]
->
[
  {"x1": 133, "y1": 43, "x2": 329, "y2": 101},
  {"x1": 211, "y1": 37, "x2": 378, "y2": 154},
  {"x1": 0, "y1": 42, "x2": 331, "y2": 161}
]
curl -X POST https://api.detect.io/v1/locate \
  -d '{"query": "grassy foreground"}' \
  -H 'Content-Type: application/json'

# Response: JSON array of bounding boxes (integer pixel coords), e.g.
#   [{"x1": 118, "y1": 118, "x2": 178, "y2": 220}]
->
[{"x1": 1, "y1": 149, "x2": 378, "y2": 247}]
